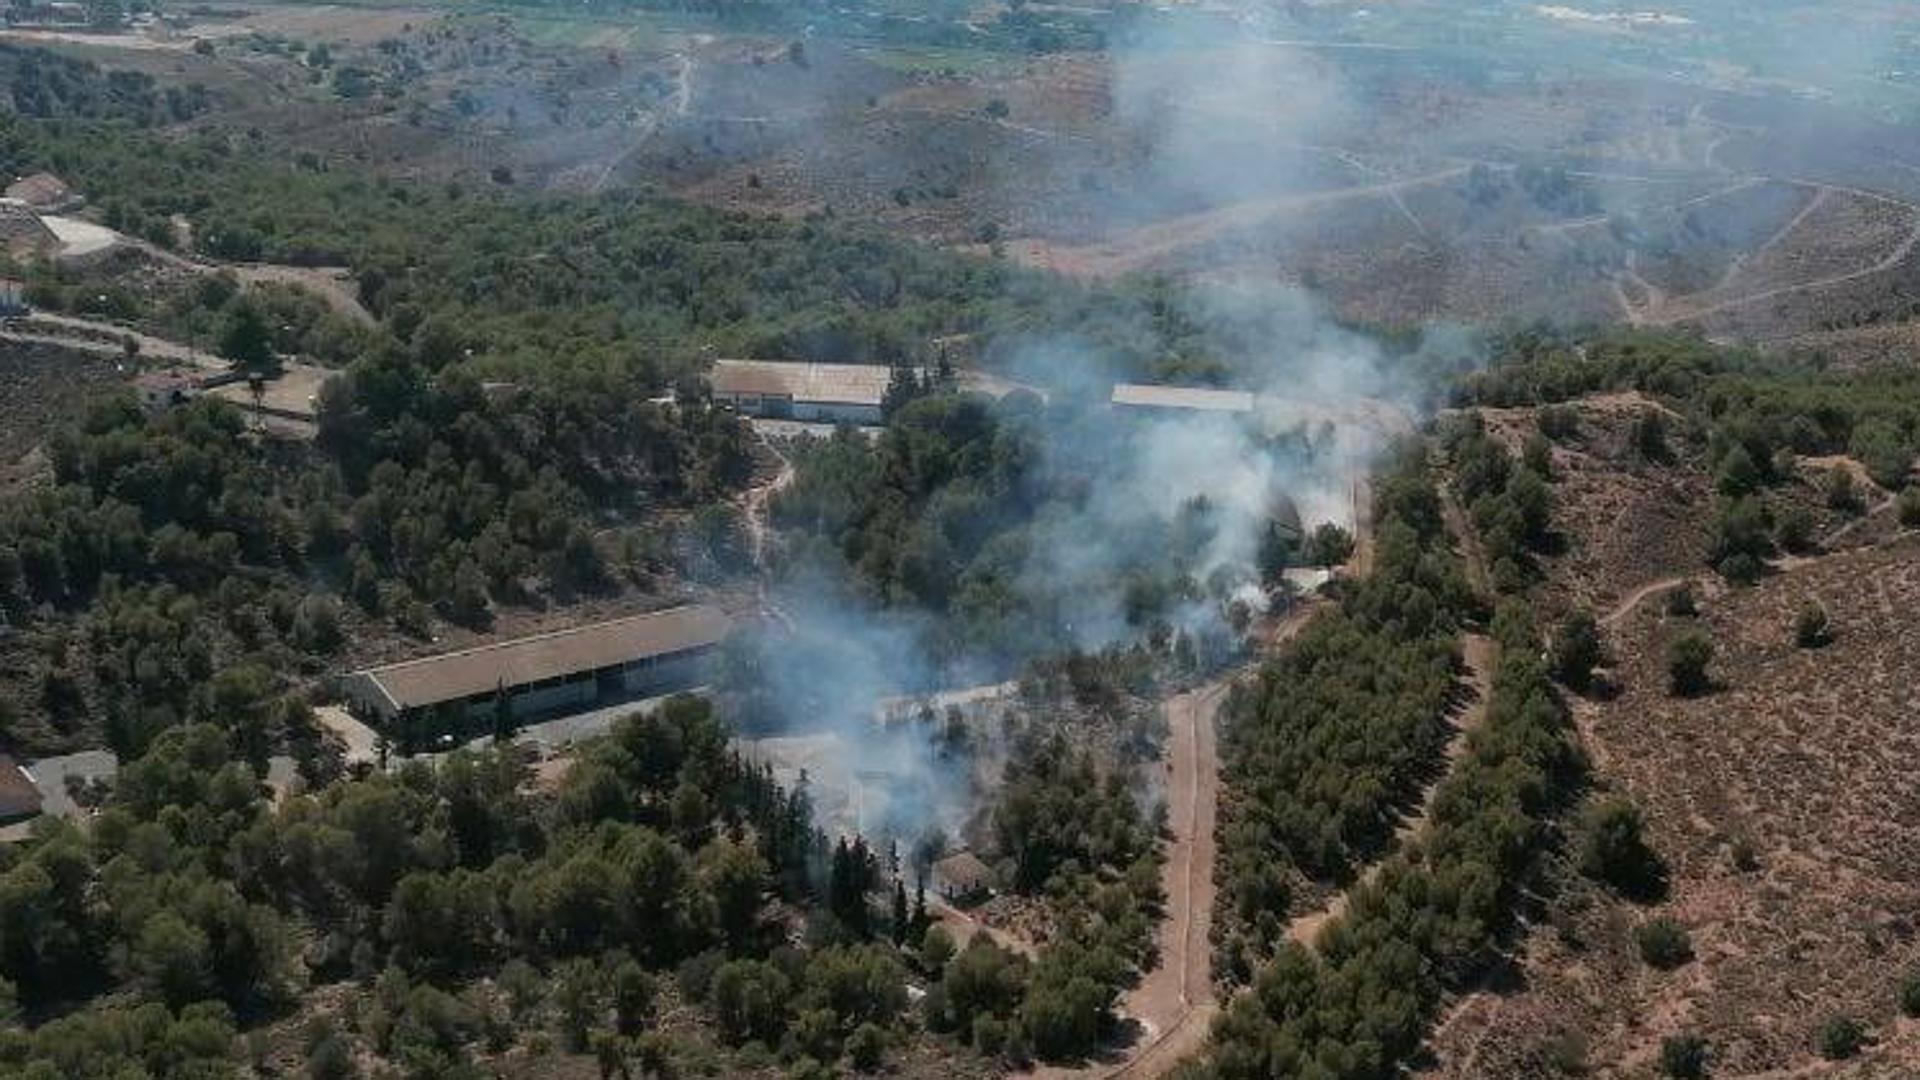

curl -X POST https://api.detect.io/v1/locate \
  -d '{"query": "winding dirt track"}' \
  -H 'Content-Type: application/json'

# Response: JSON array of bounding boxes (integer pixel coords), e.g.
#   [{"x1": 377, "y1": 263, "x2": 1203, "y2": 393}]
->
[
  {"x1": 1632, "y1": 181, "x2": 1920, "y2": 327},
  {"x1": 1009, "y1": 166, "x2": 1470, "y2": 279}
]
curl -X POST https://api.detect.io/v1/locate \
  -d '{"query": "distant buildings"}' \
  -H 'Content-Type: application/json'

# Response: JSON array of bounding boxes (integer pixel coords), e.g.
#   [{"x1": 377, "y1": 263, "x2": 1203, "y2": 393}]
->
[
  {"x1": 0, "y1": 205, "x2": 59, "y2": 261},
  {"x1": 337, "y1": 605, "x2": 731, "y2": 734},
  {"x1": 134, "y1": 370, "x2": 203, "y2": 411},
  {"x1": 206, "y1": 361, "x2": 334, "y2": 428},
  {"x1": 708, "y1": 359, "x2": 892, "y2": 426},
  {"x1": 0, "y1": 278, "x2": 27, "y2": 317},
  {"x1": 0, "y1": 749, "x2": 119, "y2": 842}
]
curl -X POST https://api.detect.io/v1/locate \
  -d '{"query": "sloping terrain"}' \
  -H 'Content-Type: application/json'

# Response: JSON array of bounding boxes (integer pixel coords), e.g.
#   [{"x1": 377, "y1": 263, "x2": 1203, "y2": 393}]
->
[{"x1": 1423, "y1": 393, "x2": 1920, "y2": 1077}]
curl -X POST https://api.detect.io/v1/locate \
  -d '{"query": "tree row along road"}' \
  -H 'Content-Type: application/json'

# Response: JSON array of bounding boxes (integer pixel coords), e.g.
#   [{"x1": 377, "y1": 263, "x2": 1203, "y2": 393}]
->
[
  {"x1": 1284, "y1": 632, "x2": 1496, "y2": 951},
  {"x1": 1025, "y1": 603, "x2": 1321, "y2": 1080}
]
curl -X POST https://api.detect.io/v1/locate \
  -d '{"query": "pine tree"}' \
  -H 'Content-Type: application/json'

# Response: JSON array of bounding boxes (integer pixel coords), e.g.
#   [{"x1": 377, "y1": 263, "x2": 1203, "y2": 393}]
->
[
  {"x1": 891, "y1": 879, "x2": 909, "y2": 945},
  {"x1": 492, "y1": 680, "x2": 516, "y2": 743}
]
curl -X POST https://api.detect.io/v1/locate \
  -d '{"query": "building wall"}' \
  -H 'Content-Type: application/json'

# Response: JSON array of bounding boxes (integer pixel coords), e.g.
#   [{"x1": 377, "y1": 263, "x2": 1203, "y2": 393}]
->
[
  {"x1": 350, "y1": 642, "x2": 721, "y2": 739},
  {"x1": 792, "y1": 400, "x2": 883, "y2": 425},
  {"x1": 715, "y1": 391, "x2": 794, "y2": 419},
  {"x1": 500, "y1": 675, "x2": 598, "y2": 720},
  {"x1": 618, "y1": 645, "x2": 716, "y2": 697},
  {"x1": 338, "y1": 672, "x2": 398, "y2": 724}
]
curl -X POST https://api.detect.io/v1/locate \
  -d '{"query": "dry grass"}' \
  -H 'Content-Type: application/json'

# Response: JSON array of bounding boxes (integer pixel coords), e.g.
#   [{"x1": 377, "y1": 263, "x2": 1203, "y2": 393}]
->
[{"x1": 1423, "y1": 397, "x2": 1920, "y2": 1077}]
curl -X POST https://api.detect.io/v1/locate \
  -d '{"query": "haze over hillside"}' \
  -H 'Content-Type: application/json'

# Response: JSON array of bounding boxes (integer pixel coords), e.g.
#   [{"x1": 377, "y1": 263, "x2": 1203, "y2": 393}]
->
[{"x1": 0, "y1": 1, "x2": 1914, "y2": 1078}]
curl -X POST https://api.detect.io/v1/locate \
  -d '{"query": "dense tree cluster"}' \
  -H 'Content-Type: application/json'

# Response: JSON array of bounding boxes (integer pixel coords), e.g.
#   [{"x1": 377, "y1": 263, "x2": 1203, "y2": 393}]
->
[
  {"x1": 0, "y1": 366, "x2": 748, "y2": 752},
  {"x1": 1442, "y1": 414, "x2": 1554, "y2": 592},
  {"x1": 1458, "y1": 328, "x2": 1920, "y2": 582},
  {"x1": 1200, "y1": 600, "x2": 1583, "y2": 1079},
  {"x1": 1213, "y1": 444, "x2": 1475, "y2": 981},
  {"x1": 0, "y1": 44, "x2": 211, "y2": 126},
  {"x1": 774, "y1": 392, "x2": 1354, "y2": 673},
  {"x1": 0, "y1": 697, "x2": 979, "y2": 1077}
]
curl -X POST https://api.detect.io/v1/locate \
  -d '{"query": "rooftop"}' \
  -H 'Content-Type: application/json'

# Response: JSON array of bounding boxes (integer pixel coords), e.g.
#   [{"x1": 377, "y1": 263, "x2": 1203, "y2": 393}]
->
[
  {"x1": 932, "y1": 849, "x2": 994, "y2": 889},
  {"x1": 0, "y1": 756, "x2": 43, "y2": 821},
  {"x1": 355, "y1": 605, "x2": 731, "y2": 712},
  {"x1": 1111, "y1": 382, "x2": 1256, "y2": 413},
  {"x1": 709, "y1": 360, "x2": 892, "y2": 407}
]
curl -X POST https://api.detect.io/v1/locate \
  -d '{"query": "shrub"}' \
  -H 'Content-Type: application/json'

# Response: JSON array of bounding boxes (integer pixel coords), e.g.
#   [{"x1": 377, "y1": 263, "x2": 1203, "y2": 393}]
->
[
  {"x1": 1665, "y1": 584, "x2": 1697, "y2": 617},
  {"x1": 1902, "y1": 969, "x2": 1920, "y2": 1018},
  {"x1": 1825, "y1": 465, "x2": 1862, "y2": 513},
  {"x1": 1576, "y1": 798, "x2": 1667, "y2": 901},
  {"x1": 1716, "y1": 445, "x2": 1761, "y2": 497},
  {"x1": 1523, "y1": 434, "x2": 1555, "y2": 479},
  {"x1": 1849, "y1": 418, "x2": 1912, "y2": 490},
  {"x1": 1550, "y1": 611, "x2": 1604, "y2": 690},
  {"x1": 1635, "y1": 917, "x2": 1693, "y2": 970},
  {"x1": 1717, "y1": 552, "x2": 1762, "y2": 584},
  {"x1": 847, "y1": 1022, "x2": 887, "y2": 1071},
  {"x1": 1537, "y1": 404, "x2": 1579, "y2": 441},
  {"x1": 1667, "y1": 631, "x2": 1714, "y2": 696},
  {"x1": 1660, "y1": 1033, "x2": 1709, "y2": 1078},
  {"x1": 1794, "y1": 602, "x2": 1830, "y2": 648},
  {"x1": 1817, "y1": 1014, "x2": 1865, "y2": 1060},
  {"x1": 1709, "y1": 497, "x2": 1772, "y2": 581},
  {"x1": 1899, "y1": 487, "x2": 1920, "y2": 528},
  {"x1": 1774, "y1": 506, "x2": 1816, "y2": 554},
  {"x1": 1633, "y1": 410, "x2": 1670, "y2": 461}
]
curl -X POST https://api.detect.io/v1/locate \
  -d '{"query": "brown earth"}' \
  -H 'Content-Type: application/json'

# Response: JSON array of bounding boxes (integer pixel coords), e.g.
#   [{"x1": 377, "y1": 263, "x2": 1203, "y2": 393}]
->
[{"x1": 1420, "y1": 394, "x2": 1920, "y2": 1078}]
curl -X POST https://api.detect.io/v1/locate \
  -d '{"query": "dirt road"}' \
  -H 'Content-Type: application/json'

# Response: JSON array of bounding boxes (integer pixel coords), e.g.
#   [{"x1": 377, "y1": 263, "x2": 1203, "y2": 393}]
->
[
  {"x1": 1637, "y1": 182, "x2": 1920, "y2": 327},
  {"x1": 6, "y1": 312, "x2": 217, "y2": 370},
  {"x1": 1024, "y1": 680, "x2": 1225, "y2": 1080},
  {"x1": 1026, "y1": 605, "x2": 1321, "y2": 1080},
  {"x1": 1008, "y1": 166, "x2": 1470, "y2": 279},
  {"x1": 741, "y1": 430, "x2": 795, "y2": 569},
  {"x1": 1601, "y1": 575, "x2": 1689, "y2": 629}
]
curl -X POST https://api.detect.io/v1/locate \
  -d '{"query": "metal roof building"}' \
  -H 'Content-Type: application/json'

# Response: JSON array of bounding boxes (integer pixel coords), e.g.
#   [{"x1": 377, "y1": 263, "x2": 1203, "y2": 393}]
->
[
  {"x1": 709, "y1": 360, "x2": 892, "y2": 425},
  {"x1": 1111, "y1": 383, "x2": 1256, "y2": 414},
  {"x1": 338, "y1": 605, "x2": 731, "y2": 732}
]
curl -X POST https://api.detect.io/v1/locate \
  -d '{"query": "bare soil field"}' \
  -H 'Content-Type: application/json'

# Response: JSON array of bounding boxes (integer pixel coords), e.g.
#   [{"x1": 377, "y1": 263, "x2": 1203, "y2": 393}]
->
[{"x1": 1425, "y1": 532, "x2": 1920, "y2": 1078}]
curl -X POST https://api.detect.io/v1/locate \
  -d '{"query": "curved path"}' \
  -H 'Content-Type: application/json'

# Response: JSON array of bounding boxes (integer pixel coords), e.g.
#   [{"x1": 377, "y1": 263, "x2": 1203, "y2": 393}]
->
[{"x1": 1636, "y1": 181, "x2": 1920, "y2": 327}]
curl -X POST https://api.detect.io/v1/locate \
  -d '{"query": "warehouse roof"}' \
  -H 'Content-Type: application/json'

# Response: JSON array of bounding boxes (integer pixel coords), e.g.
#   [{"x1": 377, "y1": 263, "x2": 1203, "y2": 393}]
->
[
  {"x1": 0, "y1": 756, "x2": 43, "y2": 822},
  {"x1": 709, "y1": 360, "x2": 892, "y2": 406},
  {"x1": 355, "y1": 605, "x2": 731, "y2": 712},
  {"x1": 1111, "y1": 383, "x2": 1256, "y2": 413}
]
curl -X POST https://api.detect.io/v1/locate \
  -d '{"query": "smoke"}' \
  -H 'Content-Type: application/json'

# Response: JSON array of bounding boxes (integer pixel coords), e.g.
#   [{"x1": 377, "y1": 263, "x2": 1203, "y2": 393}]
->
[
  {"x1": 1104, "y1": 26, "x2": 1359, "y2": 223},
  {"x1": 717, "y1": 12, "x2": 1497, "y2": 847}
]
